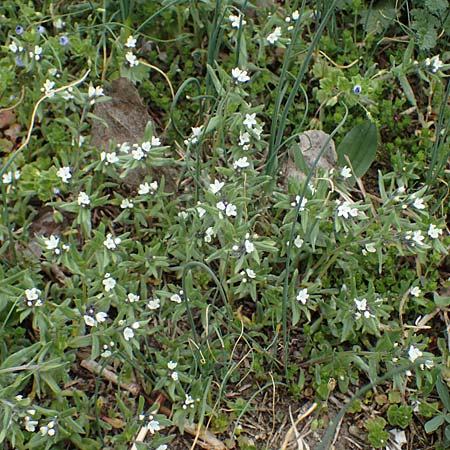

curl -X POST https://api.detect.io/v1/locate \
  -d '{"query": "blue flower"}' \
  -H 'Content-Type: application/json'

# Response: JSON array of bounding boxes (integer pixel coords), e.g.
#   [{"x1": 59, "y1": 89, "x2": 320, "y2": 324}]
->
[
  {"x1": 15, "y1": 56, "x2": 25, "y2": 67},
  {"x1": 59, "y1": 36, "x2": 69, "y2": 46},
  {"x1": 37, "y1": 25, "x2": 46, "y2": 34},
  {"x1": 15, "y1": 25, "x2": 24, "y2": 35},
  {"x1": 353, "y1": 84, "x2": 362, "y2": 95}
]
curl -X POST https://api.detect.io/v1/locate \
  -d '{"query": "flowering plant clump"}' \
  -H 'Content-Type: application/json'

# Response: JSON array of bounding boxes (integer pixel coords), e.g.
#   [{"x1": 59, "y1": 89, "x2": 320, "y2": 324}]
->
[{"x1": 0, "y1": 1, "x2": 448, "y2": 449}]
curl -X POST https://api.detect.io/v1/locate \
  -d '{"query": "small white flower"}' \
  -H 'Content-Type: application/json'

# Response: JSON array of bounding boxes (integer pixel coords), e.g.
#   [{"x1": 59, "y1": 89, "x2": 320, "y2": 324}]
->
[
  {"x1": 32, "y1": 45, "x2": 42, "y2": 60},
  {"x1": 123, "y1": 327, "x2": 134, "y2": 341},
  {"x1": 292, "y1": 10, "x2": 300, "y2": 20},
  {"x1": 413, "y1": 197, "x2": 426, "y2": 210},
  {"x1": 125, "y1": 35, "x2": 137, "y2": 48},
  {"x1": 291, "y1": 195, "x2": 308, "y2": 211},
  {"x1": 95, "y1": 311, "x2": 108, "y2": 323},
  {"x1": 132, "y1": 321, "x2": 140, "y2": 330},
  {"x1": 410, "y1": 286, "x2": 422, "y2": 298},
  {"x1": 337, "y1": 201, "x2": 358, "y2": 219},
  {"x1": 204, "y1": 227, "x2": 215, "y2": 243},
  {"x1": 267, "y1": 26, "x2": 282, "y2": 44},
  {"x1": 244, "y1": 235, "x2": 255, "y2": 253},
  {"x1": 103, "y1": 233, "x2": 121, "y2": 250},
  {"x1": 296, "y1": 288, "x2": 309, "y2": 305},
  {"x1": 354, "y1": 298, "x2": 368, "y2": 311},
  {"x1": 125, "y1": 51, "x2": 139, "y2": 67},
  {"x1": 127, "y1": 293, "x2": 140, "y2": 303},
  {"x1": 88, "y1": 85, "x2": 104, "y2": 98},
  {"x1": 245, "y1": 268, "x2": 256, "y2": 279},
  {"x1": 168, "y1": 360, "x2": 178, "y2": 370},
  {"x1": 54, "y1": 18, "x2": 64, "y2": 29},
  {"x1": 25, "y1": 288, "x2": 41, "y2": 303},
  {"x1": 171, "y1": 371, "x2": 178, "y2": 381},
  {"x1": 428, "y1": 224, "x2": 443, "y2": 239},
  {"x1": 232, "y1": 67, "x2": 250, "y2": 83},
  {"x1": 234, "y1": 156, "x2": 250, "y2": 169},
  {"x1": 77, "y1": 191, "x2": 90, "y2": 207},
  {"x1": 170, "y1": 293, "x2": 182, "y2": 303},
  {"x1": 84, "y1": 315, "x2": 96, "y2": 327},
  {"x1": 183, "y1": 394, "x2": 195, "y2": 409},
  {"x1": 151, "y1": 136, "x2": 161, "y2": 147},
  {"x1": 364, "y1": 243, "x2": 376, "y2": 253},
  {"x1": 156, "y1": 445, "x2": 168, "y2": 450},
  {"x1": 146, "y1": 419, "x2": 161, "y2": 434},
  {"x1": 340, "y1": 166, "x2": 352, "y2": 179},
  {"x1": 41, "y1": 79, "x2": 55, "y2": 97},
  {"x1": 120, "y1": 198, "x2": 134, "y2": 209},
  {"x1": 9, "y1": 41, "x2": 18, "y2": 53},
  {"x1": 229, "y1": 14, "x2": 246, "y2": 28},
  {"x1": 178, "y1": 211, "x2": 188, "y2": 219},
  {"x1": 102, "y1": 273, "x2": 116, "y2": 292},
  {"x1": 408, "y1": 345, "x2": 422, "y2": 363},
  {"x1": 239, "y1": 131, "x2": 251, "y2": 147},
  {"x1": 56, "y1": 166, "x2": 71, "y2": 183},
  {"x1": 24, "y1": 416, "x2": 38, "y2": 432},
  {"x1": 243, "y1": 113, "x2": 257, "y2": 129},
  {"x1": 225, "y1": 203, "x2": 237, "y2": 217},
  {"x1": 131, "y1": 146, "x2": 145, "y2": 160},
  {"x1": 43, "y1": 235, "x2": 60, "y2": 252},
  {"x1": 138, "y1": 182, "x2": 150, "y2": 195},
  {"x1": 411, "y1": 230, "x2": 425, "y2": 246},
  {"x1": 197, "y1": 204, "x2": 206, "y2": 218},
  {"x1": 147, "y1": 297, "x2": 160, "y2": 309},
  {"x1": 118, "y1": 142, "x2": 130, "y2": 153},
  {"x1": 294, "y1": 235, "x2": 303, "y2": 248},
  {"x1": 209, "y1": 179, "x2": 225, "y2": 194}
]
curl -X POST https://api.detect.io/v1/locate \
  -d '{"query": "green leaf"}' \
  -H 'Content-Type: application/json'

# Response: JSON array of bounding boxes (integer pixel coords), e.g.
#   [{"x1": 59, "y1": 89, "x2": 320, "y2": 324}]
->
[
  {"x1": 337, "y1": 120, "x2": 378, "y2": 177},
  {"x1": 436, "y1": 375, "x2": 450, "y2": 411},
  {"x1": 425, "y1": 414, "x2": 445, "y2": 433}
]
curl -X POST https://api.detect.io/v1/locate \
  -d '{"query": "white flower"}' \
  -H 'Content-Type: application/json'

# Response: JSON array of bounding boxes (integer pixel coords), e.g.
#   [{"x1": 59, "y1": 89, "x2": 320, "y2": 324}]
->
[
  {"x1": 9, "y1": 41, "x2": 18, "y2": 53},
  {"x1": 291, "y1": 195, "x2": 308, "y2": 211},
  {"x1": 132, "y1": 321, "x2": 140, "y2": 330},
  {"x1": 40, "y1": 420, "x2": 56, "y2": 436},
  {"x1": 83, "y1": 315, "x2": 96, "y2": 327},
  {"x1": 340, "y1": 166, "x2": 352, "y2": 179},
  {"x1": 96, "y1": 311, "x2": 108, "y2": 323},
  {"x1": 232, "y1": 67, "x2": 250, "y2": 83},
  {"x1": 125, "y1": 35, "x2": 137, "y2": 48},
  {"x1": 77, "y1": 191, "x2": 90, "y2": 207},
  {"x1": 168, "y1": 361, "x2": 177, "y2": 370},
  {"x1": 120, "y1": 198, "x2": 134, "y2": 209},
  {"x1": 125, "y1": 51, "x2": 139, "y2": 67},
  {"x1": 410, "y1": 230, "x2": 425, "y2": 246},
  {"x1": 428, "y1": 224, "x2": 443, "y2": 239},
  {"x1": 41, "y1": 79, "x2": 55, "y2": 97},
  {"x1": 178, "y1": 211, "x2": 188, "y2": 219},
  {"x1": 151, "y1": 136, "x2": 161, "y2": 147},
  {"x1": 138, "y1": 182, "x2": 150, "y2": 195},
  {"x1": 197, "y1": 204, "x2": 206, "y2": 218},
  {"x1": 239, "y1": 131, "x2": 251, "y2": 147},
  {"x1": 102, "y1": 273, "x2": 116, "y2": 292},
  {"x1": 147, "y1": 297, "x2": 161, "y2": 310},
  {"x1": 123, "y1": 327, "x2": 134, "y2": 341},
  {"x1": 292, "y1": 10, "x2": 300, "y2": 20},
  {"x1": 54, "y1": 18, "x2": 64, "y2": 29},
  {"x1": 408, "y1": 345, "x2": 422, "y2": 363},
  {"x1": 244, "y1": 234, "x2": 254, "y2": 253},
  {"x1": 243, "y1": 113, "x2": 257, "y2": 129},
  {"x1": 25, "y1": 288, "x2": 41, "y2": 307},
  {"x1": 171, "y1": 371, "x2": 178, "y2": 381},
  {"x1": 364, "y1": 243, "x2": 376, "y2": 253},
  {"x1": 296, "y1": 288, "x2": 309, "y2": 305},
  {"x1": 294, "y1": 235, "x2": 304, "y2": 248},
  {"x1": 56, "y1": 166, "x2": 71, "y2": 183},
  {"x1": 337, "y1": 200, "x2": 358, "y2": 219},
  {"x1": 204, "y1": 227, "x2": 215, "y2": 243},
  {"x1": 170, "y1": 293, "x2": 182, "y2": 303},
  {"x1": 132, "y1": 146, "x2": 144, "y2": 160},
  {"x1": 245, "y1": 268, "x2": 256, "y2": 279},
  {"x1": 155, "y1": 445, "x2": 168, "y2": 450},
  {"x1": 209, "y1": 179, "x2": 224, "y2": 194},
  {"x1": 88, "y1": 85, "x2": 104, "y2": 98},
  {"x1": 104, "y1": 151, "x2": 119, "y2": 164},
  {"x1": 146, "y1": 419, "x2": 161, "y2": 434},
  {"x1": 125, "y1": 293, "x2": 139, "y2": 303},
  {"x1": 234, "y1": 156, "x2": 250, "y2": 169},
  {"x1": 24, "y1": 416, "x2": 38, "y2": 432},
  {"x1": 354, "y1": 298, "x2": 368, "y2": 311},
  {"x1": 32, "y1": 45, "x2": 42, "y2": 60},
  {"x1": 229, "y1": 14, "x2": 246, "y2": 28},
  {"x1": 413, "y1": 197, "x2": 426, "y2": 210},
  {"x1": 410, "y1": 286, "x2": 422, "y2": 298},
  {"x1": 103, "y1": 233, "x2": 121, "y2": 250},
  {"x1": 118, "y1": 142, "x2": 130, "y2": 153},
  {"x1": 183, "y1": 394, "x2": 195, "y2": 409},
  {"x1": 267, "y1": 26, "x2": 282, "y2": 44},
  {"x1": 216, "y1": 201, "x2": 237, "y2": 217},
  {"x1": 43, "y1": 235, "x2": 60, "y2": 252}
]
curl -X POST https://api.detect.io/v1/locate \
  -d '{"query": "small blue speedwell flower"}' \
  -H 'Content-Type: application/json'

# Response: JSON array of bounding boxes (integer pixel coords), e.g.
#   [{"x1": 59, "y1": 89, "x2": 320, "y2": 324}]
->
[{"x1": 353, "y1": 85, "x2": 362, "y2": 95}]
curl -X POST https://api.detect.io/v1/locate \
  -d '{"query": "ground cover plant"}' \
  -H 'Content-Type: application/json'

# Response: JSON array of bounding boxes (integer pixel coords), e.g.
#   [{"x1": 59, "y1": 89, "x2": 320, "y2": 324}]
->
[{"x1": 0, "y1": 0, "x2": 449, "y2": 449}]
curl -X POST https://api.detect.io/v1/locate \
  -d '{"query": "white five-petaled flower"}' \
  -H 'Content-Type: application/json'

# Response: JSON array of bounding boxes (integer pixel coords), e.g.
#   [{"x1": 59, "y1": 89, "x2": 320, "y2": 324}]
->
[
  {"x1": 56, "y1": 166, "x2": 71, "y2": 183},
  {"x1": 102, "y1": 273, "x2": 116, "y2": 292},
  {"x1": 229, "y1": 14, "x2": 246, "y2": 28},
  {"x1": 292, "y1": 10, "x2": 300, "y2": 20},
  {"x1": 296, "y1": 288, "x2": 309, "y2": 305},
  {"x1": 209, "y1": 179, "x2": 225, "y2": 194},
  {"x1": 125, "y1": 51, "x2": 139, "y2": 67},
  {"x1": 127, "y1": 293, "x2": 140, "y2": 303},
  {"x1": 88, "y1": 85, "x2": 104, "y2": 99},
  {"x1": 123, "y1": 327, "x2": 134, "y2": 341},
  {"x1": 267, "y1": 26, "x2": 282, "y2": 44},
  {"x1": 204, "y1": 227, "x2": 215, "y2": 243},
  {"x1": 2, "y1": 170, "x2": 21, "y2": 184},
  {"x1": 43, "y1": 235, "x2": 60, "y2": 254},
  {"x1": 410, "y1": 286, "x2": 422, "y2": 298},
  {"x1": 244, "y1": 233, "x2": 254, "y2": 253},
  {"x1": 408, "y1": 345, "x2": 422, "y2": 363},
  {"x1": 120, "y1": 198, "x2": 134, "y2": 209},
  {"x1": 340, "y1": 166, "x2": 352, "y2": 179},
  {"x1": 125, "y1": 35, "x2": 137, "y2": 48},
  {"x1": 146, "y1": 419, "x2": 161, "y2": 434},
  {"x1": 84, "y1": 311, "x2": 108, "y2": 327},
  {"x1": 425, "y1": 55, "x2": 444, "y2": 73},
  {"x1": 168, "y1": 360, "x2": 177, "y2": 370},
  {"x1": 216, "y1": 201, "x2": 237, "y2": 217},
  {"x1": 170, "y1": 293, "x2": 182, "y2": 303},
  {"x1": 354, "y1": 298, "x2": 373, "y2": 319},
  {"x1": 413, "y1": 197, "x2": 426, "y2": 210},
  {"x1": 294, "y1": 235, "x2": 303, "y2": 248},
  {"x1": 428, "y1": 224, "x2": 443, "y2": 239},
  {"x1": 25, "y1": 288, "x2": 42, "y2": 307},
  {"x1": 232, "y1": 67, "x2": 250, "y2": 83},
  {"x1": 147, "y1": 297, "x2": 161, "y2": 309},
  {"x1": 291, "y1": 195, "x2": 308, "y2": 211},
  {"x1": 337, "y1": 200, "x2": 358, "y2": 219},
  {"x1": 100, "y1": 151, "x2": 119, "y2": 165},
  {"x1": 183, "y1": 394, "x2": 195, "y2": 409},
  {"x1": 103, "y1": 233, "x2": 121, "y2": 250},
  {"x1": 77, "y1": 191, "x2": 90, "y2": 207},
  {"x1": 131, "y1": 146, "x2": 145, "y2": 160},
  {"x1": 41, "y1": 79, "x2": 55, "y2": 97},
  {"x1": 245, "y1": 268, "x2": 256, "y2": 279},
  {"x1": 243, "y1": 113, "x2": 257, "y2": 129},
  {"x1": 406, "y1": 230, "x2": 425, "y2": 246},
  {"x1": 234, "y1": 156, "x2": 250, "y2": 169},
  {"x1": 239, "y1": 131, "x2": 251, "y2": 148}
]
